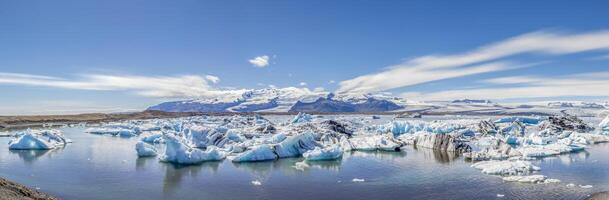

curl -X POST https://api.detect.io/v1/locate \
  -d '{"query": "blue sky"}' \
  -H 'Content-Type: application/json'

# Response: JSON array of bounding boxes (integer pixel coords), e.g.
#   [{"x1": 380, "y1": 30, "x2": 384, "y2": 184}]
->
[{"x1": 1, "y1": 0, "x2": 609, "y2": 114}]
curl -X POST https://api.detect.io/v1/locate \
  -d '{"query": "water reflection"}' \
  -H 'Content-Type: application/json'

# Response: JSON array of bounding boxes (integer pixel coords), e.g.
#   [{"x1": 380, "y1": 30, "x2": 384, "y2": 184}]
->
[
  {"x1": 348, "y1": 150, "x2": 407, "y2": 160},
  {"x1": 415, "y1": 147, "x2": 460, "y2": 164},
  {"x1": 232, "y1": 158, "x2": 301, "y2": 176},
  {"x1": 135, "y1": 157, "x2": 156, "y2": 171},
  {"x1": 301, "y1": 159, "x2": 342, "y2": 171},
  {"x1": 161, "y1": 161, "x2": 221, "y2": 198},
  {"x1": 9, "y1": 146, "x2": 65, "y2": 164}
]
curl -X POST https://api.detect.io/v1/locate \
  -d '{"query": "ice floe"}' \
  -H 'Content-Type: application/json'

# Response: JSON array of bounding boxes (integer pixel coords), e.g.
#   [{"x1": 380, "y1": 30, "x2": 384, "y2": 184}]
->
[
  {"x1": 159, "y1": 134, "x2": 227, "y2": 164},
  {"x1": 8, "y1": 129, "x2": 69, "y2": 150},
  {"x1": 502, "y1": 175, "x2": 560, "y2": 184},
  {"x1": 471, "y1": 160, "x2": 540, "y2": 175},
  {"x1": 303, "y1": 145, "x2": 343, "y2": 161},
  {"x1": 135, "y1": 141, "x2": 157, "y2": 157}
]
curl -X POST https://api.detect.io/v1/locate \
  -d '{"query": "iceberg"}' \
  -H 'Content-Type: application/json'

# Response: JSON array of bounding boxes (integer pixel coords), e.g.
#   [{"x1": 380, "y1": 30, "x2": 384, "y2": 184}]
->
[
  {"x1": 291, "y1": 112, "x2": 313, "y2": 124},
  {"x1": 274, "y1": 133, "x2": 319, "y2": 158},
  {"x1": 413, "y1": 132, "x2": 471, "y2": 153},
  {"x1": 86, "y1": 127, "x2": 137, "y2": 138},
  {"x1": 135, "y1": 141, "x2": 157, "y2": 157},
  {"x1": 229, "y1": 144, "x2": 277, "y2": 162},
  {"x1": 502, "y1": 175, "x2": 559, "y2": 184},
  {"x1": 9, "y1": 133, "x2": 55, "y2": 150},
  {"x1": 159, "y1": 134, "x2": 227, "y2": 164},
  {"x1": 349, "y1": 134, "x2": 401, "y2": 151},
  {"x1": 8, "y1": 129, "x2": 69, "y2": 150},
  {"x1": 141, "y1": 133, "x2": 163, "y2": 143},
  {"x1": 303, "y1": 145, "x2": 343, "y2": 161},
  {"x1": 599, "y1": 115, "x2": 609, "y2": 132},
  {"x1": 494, "y1": 116, "x2": 541, "y2": 125},
  {"x1": 471, "y1": 160, "x2": 540, "y2": 175},
  {"x1": 516, "y1": 143, "x2": 584, "y2": 158}
]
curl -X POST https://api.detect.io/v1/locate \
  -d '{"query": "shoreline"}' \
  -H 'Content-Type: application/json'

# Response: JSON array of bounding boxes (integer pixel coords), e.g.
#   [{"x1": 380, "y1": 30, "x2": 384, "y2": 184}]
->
[
  {"x1": 0, "y1": 177, "x2": 57, "y2": 200},
  {"x1": 586, "y1": 192, "x2": 609, "y2": 200}
]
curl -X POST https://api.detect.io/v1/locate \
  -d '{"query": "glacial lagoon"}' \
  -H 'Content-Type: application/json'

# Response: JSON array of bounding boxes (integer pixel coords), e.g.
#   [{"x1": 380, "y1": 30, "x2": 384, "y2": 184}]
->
[{"x1": 1, "y1": 115, "x2": 608, "y2": 200}]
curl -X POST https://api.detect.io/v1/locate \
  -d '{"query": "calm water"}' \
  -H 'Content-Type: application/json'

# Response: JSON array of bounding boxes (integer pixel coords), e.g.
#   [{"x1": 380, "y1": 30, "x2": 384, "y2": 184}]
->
[{"x1": 1, "y1": 117, "x2": 609, "y2": 199}]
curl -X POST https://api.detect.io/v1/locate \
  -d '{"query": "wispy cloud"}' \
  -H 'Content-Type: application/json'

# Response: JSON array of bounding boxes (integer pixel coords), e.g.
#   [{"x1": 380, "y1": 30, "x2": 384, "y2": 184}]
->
[
  {"x1": 299, "y1": 82, "x2": 307, "y2": 86},
  {"x1": 337, "y1": 30, "x2": 609, "y2": 95},
  {"x1": 402, "y1": 72, "x2": 609, "y2": 100},
  {"x1": 0, "y1": 72, "x2": 223, "y2": 98},
  {"x1": 249, "y1": 55, "x2": 270, "y2": 67},
  {"x1": 205, "y1": 75, "x2": 220, "y2": 83}
]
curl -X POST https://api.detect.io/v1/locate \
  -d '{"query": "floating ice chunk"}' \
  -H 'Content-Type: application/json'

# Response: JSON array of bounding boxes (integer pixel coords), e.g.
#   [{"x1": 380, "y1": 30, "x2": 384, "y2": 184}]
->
[
  {"x1": 141, "y1": 133, "x2": 163, "y2": 143},
  {"x1": 229, "y1": 144, "x2": 277, "y2": 162},
  {"x1": 274, "y1": 133, "x2": 318, "y2": 158},
  {"x1": 8, "y1": 129, "x2": 69, "y2": 150},
  {"x1": 579, "y1": 185, "x2": 593, "y2": 189},
  {"x1": 545, "y1": 179, "x2": 561, "y2": 183},
  {"x1": 502, "y1": 175, "x2": 548, "y2": 183},
  {"x1": 183, "y1": 125, "x2": 213, "y2": 148},
  {"x1": 86, "y1": 127, "x2": 137, "y2": 138},
  {"x1": 352, "y1": 178, "x2": 365, "y2": 182},
  {"x1": 159, "y1": 134, "x2": 227, "y2": 164},
  {"x1": 339, "y1": 136, "x2": 353, "y2": 152},
  {"x1": 414, "y1": 132, "x2": 471, "y2": 153},
  {"x1": 527, "y1": 135, "x2": 557, "y2": 145},
  {"x1": 516, "y1": 143, "x2": 584, "y2": 158},
  {"x1": 135, "y1": 141, "x2": 157, "y2": 157},
  {"x1": 566, "y1": 183, "x2": 575, "y2": 187},
  {"x1": 569, "y1": 133, "x2": 609, "y2": 144},
  {"x1": 497, "y1": 194, "x2": 505, "y2": 198},
  {"x1": 600, "y1": 115, "x2": 609, "y2": 132},
  {"x1": 349, "y1": 134, "x2": 401, "y2": 151},
  {"x1": 293, "y1": 161, "x2": 310, "y2": 171},
  {"x1": 251, "y1": 180, "x2": 262, "y2": 186},
  {"x1": 271, "y1": 133, "x2": 287, "y2": 143},
  {"x1": 471, "y1": 160, "x2": 540, "y2": 175},
  {"x1": 8, "y1": 133, "x2": 55, "y2": 150},
  {"x1": 291, "y1": 112, "x2": 313, "y2": 124},
  {"x1": 373, "y1": 120, "x2": 468, "y2": 137},
  {"x1": 303, "y1": 145, "x2": 343, "y2": 161},
  {"x1": 494, "y1": 116, "x2": 541, "y2": 125}
]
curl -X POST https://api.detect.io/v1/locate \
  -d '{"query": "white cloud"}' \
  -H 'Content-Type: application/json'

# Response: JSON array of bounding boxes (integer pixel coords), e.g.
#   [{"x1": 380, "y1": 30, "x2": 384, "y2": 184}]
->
[
  {"x1": 329, "y1": 80, "x2": 335, "y2": 84},
  {"x1": 205, "y1": 75, "x2": 220, "y2": 83},
  {"x1": 338, "y1": 30, "x2": 609, "y2": 95},
  {"x1": 249, "y1": 55, "x2": 270, "y2": 67},
  {"x1": 0, "y1": 72, "x2": 222, "y2": 99},
  {"x1": 299, "y1": 82, "x2": 307, "y2": 86},
  {"x1": 402, "y1": 72, "x2": 609, "y2": 100}
]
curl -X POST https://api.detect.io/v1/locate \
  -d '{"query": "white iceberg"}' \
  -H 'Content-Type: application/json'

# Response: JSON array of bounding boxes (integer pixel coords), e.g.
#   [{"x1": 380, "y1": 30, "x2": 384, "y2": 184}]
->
[
  {"x1": 303, "y1": 145, "x2": 343, "y2": 161},
  {"x1": 135, "y1": 141, "x2": 157, "y2": 157},
  {"x1": 599, "y1": 115, "x2": 609, "y2": 132},
  {"x1": 291, "y1": 112, "x2": 313, "y2": 124},
  {"x1": 159, "y1": 134, "x2": 227, "y2": 164},
  {"x1": 502, "y1": 175, "x2": 559, "y2": 183},
  {"x1": 274, "y1": 133, "x2": 318, "y2": 158},
  {"x1": 229, "y1": 144, "x2": 277, "y2": 162},
  {"x1": 86, "y1": 127, "x2": 137, "y2": 138},
  {"x1": 349, "y1": 134, "x2": 401, "y2": 151},
  {"x1": 494, "y1": 116, "x2": 541, "y2": 125},
  {"x1": 8, "y1": 129, "x2": 69, "y2": 150},
  {"x1": 9, "y1": 133, "x2": 55, "y2": 150},
  {"x1": 471, "y1": 160, "x2": 540, "y2": 175},
  {"x1": 141, "y1": 133, "x2": 163, "y2": 143}
]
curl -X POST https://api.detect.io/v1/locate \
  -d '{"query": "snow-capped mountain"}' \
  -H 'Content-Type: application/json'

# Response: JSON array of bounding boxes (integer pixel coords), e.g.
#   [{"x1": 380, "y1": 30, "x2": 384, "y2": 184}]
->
[{"x1": 146, "y1": 88, "x2": 407, "y2": 113}]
